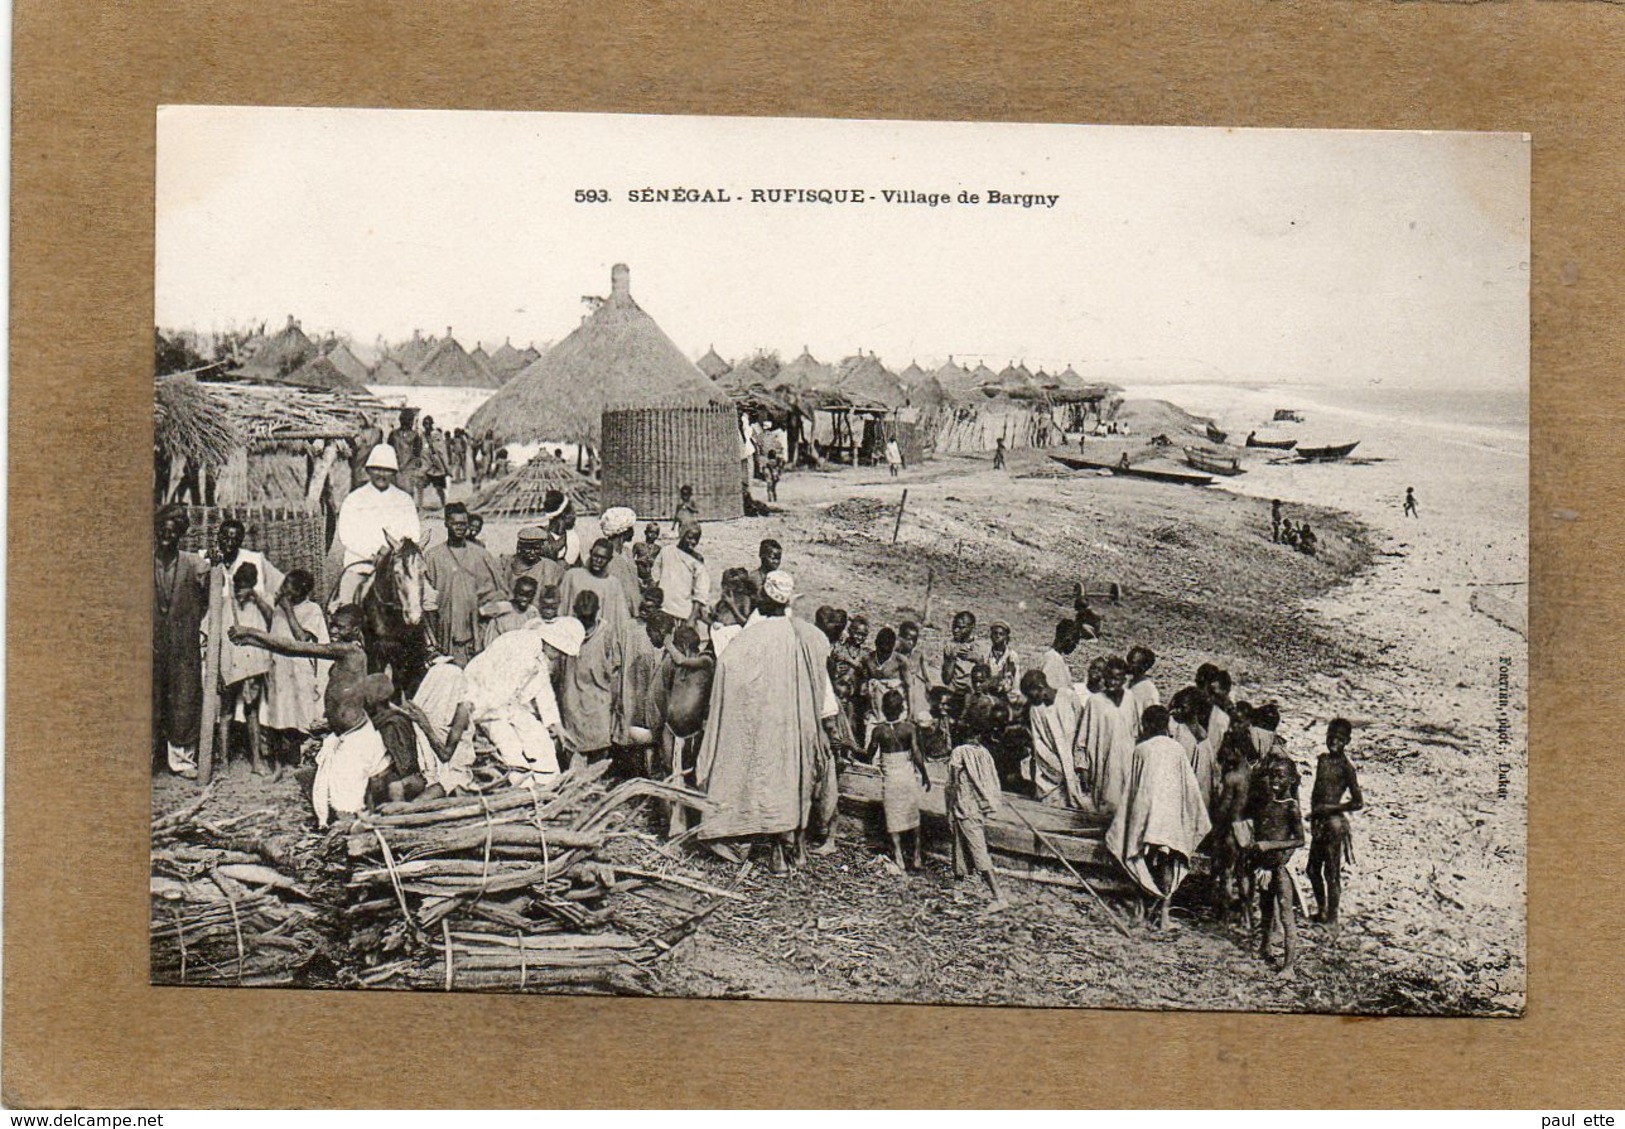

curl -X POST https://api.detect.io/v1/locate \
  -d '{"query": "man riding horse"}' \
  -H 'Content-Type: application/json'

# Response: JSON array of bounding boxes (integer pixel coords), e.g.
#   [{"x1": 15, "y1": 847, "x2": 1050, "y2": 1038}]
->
[
  {"x1": 334, "y1": 444, "x2": 422, "y2": 609},
  {"x1": 334, "y1": 443, "x2": 434, "y2": 693}
]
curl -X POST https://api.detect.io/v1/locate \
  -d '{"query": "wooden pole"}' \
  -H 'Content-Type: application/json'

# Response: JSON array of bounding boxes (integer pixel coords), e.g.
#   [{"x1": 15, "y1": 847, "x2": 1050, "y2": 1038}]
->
[
  {"x1": 892, "y1": 488, "x2": 909, "y2": 544},
  {"x1": 919, "y1": 566, "x2": 935, "y2": 627},
  {"x1": 1007, "y1": 804, "x2": 1132, "y2": 937},
  {"x1": 197, "y1": 566, "x2": 226, "y2": 786}
]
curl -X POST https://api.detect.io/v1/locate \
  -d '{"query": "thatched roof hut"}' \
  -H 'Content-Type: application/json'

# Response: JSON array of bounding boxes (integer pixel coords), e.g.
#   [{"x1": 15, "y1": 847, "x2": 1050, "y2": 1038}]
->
[
  {"x1": 466, "y1": 264, "x2": 732, "y2": 445},
  {"x1": 833, "y1": 351, "x2": 906, "y2": 409},
  {"x1": 389, "y1": 330, "x2": 435, "y2": 373},
  {"x1": 370, "y1": 356, "x2": 409, "y2": 385},
  {"x1": 324, "y1": 341, "x2": 372, "y2": 387},
  {"x1": 898, "y1": 360, "x2": 928, "y2": 387},
  {"x1": 697, "y1": 345, "x2": 731, "y2": 381},
  {"x1": 394, "y1": 329, "x2": 499, "y2": 388},
  {"x1": 995, "y1": 360, "x2": 1038, "y2": 394},
  {"x1": 521, "y1": 343, "x2": 542, "y2": 363},
  {"x1": 285, "y1": 354, "x2": 370, "y2": 394},
  {"x1": 488, "y1": 338, "x2": 528, "y2": 383},
  {"x1": 778, "y1": 347, "x2": 834, "y2": 393},
  {"x1": 908, "y1": 374, "x2": 950, "y2": 409},
  {"x1": 239, "y1": 315, "x2": 317, "y2": 380}
]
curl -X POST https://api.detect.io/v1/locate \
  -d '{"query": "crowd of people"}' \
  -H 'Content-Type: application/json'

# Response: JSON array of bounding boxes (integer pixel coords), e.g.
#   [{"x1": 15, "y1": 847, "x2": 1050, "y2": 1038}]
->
[{"x1": 154, "y1": 443, "x2": 1364, "y2": 963}]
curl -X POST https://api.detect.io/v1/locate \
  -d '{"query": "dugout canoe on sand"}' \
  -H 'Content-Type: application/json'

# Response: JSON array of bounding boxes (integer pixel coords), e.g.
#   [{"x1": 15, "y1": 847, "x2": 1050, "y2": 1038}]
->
[
  {"x1": 1183, "y1": 446, "x2": 1245, "y2": 476},
  {"x1": 839, "y1": 760, "x2": 1110, "y2": 866},
  {"x1": 1295, "y1": 440, "x2": 1361, "y2": 462},
  {"x1": 1049, "y1": 454, "x2": 1214, "y2": 487}
]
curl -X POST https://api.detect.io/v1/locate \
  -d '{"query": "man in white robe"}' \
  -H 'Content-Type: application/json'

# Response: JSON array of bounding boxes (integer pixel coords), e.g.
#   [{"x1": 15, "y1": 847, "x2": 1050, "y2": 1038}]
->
[{"x1": 462, "y1": 617, "x2": 585, "y2": 782}]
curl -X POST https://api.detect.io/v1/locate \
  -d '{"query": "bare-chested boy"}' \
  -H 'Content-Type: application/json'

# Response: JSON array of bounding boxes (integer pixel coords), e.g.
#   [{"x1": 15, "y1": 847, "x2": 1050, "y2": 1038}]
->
[
  {"x1": 1309, "y1": 717, "x2": 1364, "y2": 930},
  {"x1": 1248, "y1": 756, "x2": 1305, "y2": 972},
  {"x1": 660, "y1": 623, "x2": 715, "y2": 834},
  {"x1": 230, "y1": 606, "x2": 395, "y2": 826}
]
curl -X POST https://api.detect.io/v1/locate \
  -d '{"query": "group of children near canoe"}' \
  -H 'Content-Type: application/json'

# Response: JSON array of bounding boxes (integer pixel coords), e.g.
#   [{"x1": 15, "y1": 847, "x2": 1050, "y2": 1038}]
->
[{"x1": 769, "y1": 570, "x2": 1365, "y2": 967}]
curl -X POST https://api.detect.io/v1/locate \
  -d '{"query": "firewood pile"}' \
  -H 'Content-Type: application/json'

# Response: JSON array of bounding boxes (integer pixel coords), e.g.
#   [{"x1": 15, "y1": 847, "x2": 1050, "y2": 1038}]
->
[
  {"x1": 150, "y1": 786, "x2": 322, "y2": 986},
  {"x1": 339, "y1": 761, "x2": 734, "y2": 993}
]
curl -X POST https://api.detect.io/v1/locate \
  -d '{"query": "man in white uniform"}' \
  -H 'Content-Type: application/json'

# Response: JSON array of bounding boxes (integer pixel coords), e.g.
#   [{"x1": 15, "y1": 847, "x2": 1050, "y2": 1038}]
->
[
  {"x1": 462, "y1": 616, "x2": 586, "y2": 782},
  {"x1": 333, "y1": 444, "x2": 422, "y2": 610}
]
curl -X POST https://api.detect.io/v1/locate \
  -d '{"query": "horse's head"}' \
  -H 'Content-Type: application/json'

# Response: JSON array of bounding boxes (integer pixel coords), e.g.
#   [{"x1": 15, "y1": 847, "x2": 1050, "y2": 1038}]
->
[{"x1": 378, "y1": 533, "x2": 427, "y2": 626}]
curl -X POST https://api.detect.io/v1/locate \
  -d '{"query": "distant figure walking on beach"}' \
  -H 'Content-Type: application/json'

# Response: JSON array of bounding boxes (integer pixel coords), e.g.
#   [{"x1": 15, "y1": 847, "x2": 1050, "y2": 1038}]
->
[
  {"x1": 1403, "y1": 487, "x2": 1419, "y2": 519},
  {"x1": 993, "y1": 437, "x2": 1007, "y2": 470},
  {"x1": 1271, "y1": 499, "x2": 1283, "y2": 543}
]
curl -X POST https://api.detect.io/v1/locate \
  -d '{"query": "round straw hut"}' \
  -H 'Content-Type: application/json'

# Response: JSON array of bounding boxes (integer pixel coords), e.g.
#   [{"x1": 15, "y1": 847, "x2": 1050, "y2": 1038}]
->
[
  {"x1": 471, "y1": 265, "x2": 742, "y2": 520},
  {"x1": 696, "y1": 345, "x2": 731, "y2": 381}
]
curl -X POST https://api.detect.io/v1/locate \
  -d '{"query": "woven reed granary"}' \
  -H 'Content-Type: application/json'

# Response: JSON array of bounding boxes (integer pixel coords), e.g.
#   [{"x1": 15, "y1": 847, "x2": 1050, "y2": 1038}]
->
[{"x1": 601, "y1": 401, "x2": 742, "y2": 521}]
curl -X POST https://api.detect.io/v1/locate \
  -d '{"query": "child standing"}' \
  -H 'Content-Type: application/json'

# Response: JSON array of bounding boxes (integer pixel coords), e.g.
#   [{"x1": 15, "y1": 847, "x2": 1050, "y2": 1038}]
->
[
  {"x1": 946, "y1": 703, "x2": 1011, "y2": 912},
  {"x1": 867, "y1": 689, "x2": 928, "y2": 871},
  {"x1": 672, "y1": 484, "x2": 700, "y2": 538},
  {"x1": 1249, "y1": 756, "x2": 1306, "y2": 972},
  {"x1": 1309, "y1": 718, "x2": 1364, "y2": 930},
  {"x1": 258, "y1": 568, "x2": 329, "y2": 778}
]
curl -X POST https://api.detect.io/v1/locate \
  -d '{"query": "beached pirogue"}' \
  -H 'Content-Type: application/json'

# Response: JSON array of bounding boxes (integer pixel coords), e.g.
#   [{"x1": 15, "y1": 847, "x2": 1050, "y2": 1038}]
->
[
  {"x1": 1048, "y1": 454, "x2": 1214, "y2": 487},
  {"x1": 1183, "y1": 446, "x2": 1245, "y2": 476},
  {"x1": 1295, "y1": 440, "x2": 1361, "y2": 462}
]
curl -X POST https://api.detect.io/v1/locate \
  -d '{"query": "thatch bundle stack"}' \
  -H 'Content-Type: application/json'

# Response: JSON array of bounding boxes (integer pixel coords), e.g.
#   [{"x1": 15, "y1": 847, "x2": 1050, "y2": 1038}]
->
[
  {"x1": 150, "y1": 787, "x2": 321, "y2": 987},
  {"x1": 340, "y1": 761, "x2": 727, "y2": 993},
  {"x1": 472, "y1": 450, "x2": 600, "y2": 516},
  {"x1": 155, "y1": 373, "x2": 240, "y2": 470}
]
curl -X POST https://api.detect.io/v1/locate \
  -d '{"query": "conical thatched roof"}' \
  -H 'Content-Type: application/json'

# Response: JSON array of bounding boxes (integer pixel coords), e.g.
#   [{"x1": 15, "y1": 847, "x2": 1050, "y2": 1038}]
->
[
  {"x1": 284, "y1": 353, "x2": 370, "y2": 394},
  {"x1": 969, "y1": 361, "x2": 998, "y2": 390},
  {"x1": 471, "y1": 344, "x2": 494, "y2": 373},
  {"x1": 697, "y1": 345, "x2": 731, "y2": 380},
  {"x1": 778, "y1": 347, "x2": 834, "y2": 393},
  {"x1": 323, "y1": 341, "x2": 372, "y2": 387},
  {"x1": 241, "y1": 316, "x2": 317, "y2": 379},
  {"x1": 908, "y1": 374, "x2": 950, "y2": 408},
  {"x1": 834, "y1": 352, "x2": 905, "y2": 409},
  {"x1": 898, "y1": 360, "x2": 929, "y2": 386},
  {"x1": 466, "y1": 265, "x2": 732, "y2": 444},
  {"x1": 400, "y1": 331, "x2": 499, "y2": 388},
  {"x1": 1054, "y1": 364, "x2": 1087, "y2": 392},
  {"x1": 371, "y1": 356, "x2": 408, "y2": 385},
  {"x1": 391, "y1": 331, "x2": 435, "y2": 373},
  {"x1": 488, "y1": 338, "x2": 528, "y2": 382},
  {"x1": 521, "y1": 343, "x2": 542, "y2": 363},
  {"x1": 472, "y1": 450, "x2": 600, "y2": 516},
  {"x1": 934, "y1": 357, "x2": 975, "y2": 397},
  {"x1": 995, "y1": 360, "x2": 1037, "y2": 393}
]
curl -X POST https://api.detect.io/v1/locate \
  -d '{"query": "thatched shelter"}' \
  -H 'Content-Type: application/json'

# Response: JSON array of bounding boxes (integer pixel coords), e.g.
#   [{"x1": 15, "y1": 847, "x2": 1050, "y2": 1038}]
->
[
  {"x1": 155, "y1": 376, "x2": 380, "y2": 580},
  {"x1": 389, "y1": 330, "x2": 435, "y2": 374},
  {"x1": 472, "y1": 449, "x2": 600, "y2": 517},
  {"x1": 897, "y1": 360, "x2": 928, "y2": 387},
  {"x1": 394, "y1": 329, "x2": 498, "y2": 388},
  {"x1": 994, "y1": 360, "x2": 1038, "y2": 394},
  {"x1": 697, "y1": 345, "x2": 731, "y2": 381},
  {"x1": 467, "y1": 264, "x2": 731, "y2": 446},
  {"x1": 521, "y1": 343, "x2": 542, "y2": 363}
]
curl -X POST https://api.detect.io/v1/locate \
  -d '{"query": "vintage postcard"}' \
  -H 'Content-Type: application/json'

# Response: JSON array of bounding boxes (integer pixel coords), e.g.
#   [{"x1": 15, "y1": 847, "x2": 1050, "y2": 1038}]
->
[{"x1": 152, "y1": 108, "x2": 1527, "y2": 1016}]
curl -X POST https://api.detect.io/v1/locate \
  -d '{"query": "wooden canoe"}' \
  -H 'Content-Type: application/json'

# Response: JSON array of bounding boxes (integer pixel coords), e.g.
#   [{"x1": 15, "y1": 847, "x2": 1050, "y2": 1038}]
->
[
  {"x1": 839, "y1": 760, "x2": 1112, "y2": 867},
  {"x1": 1244, "y1": 433, "x2": 1298, "y2": 450},
  {"x1": 1295, "y1": 440, "x2": 1360, "y2": 462},
  {"x1": 1049, "y1": 454, "x2": 1213, "y2": 487},
  {"x1": 1183, "y1": 446, "x2": 1244, "y2": 476},
  {"x1": 1205, "y1": 423, "x2": 1229, "y2": 444}
]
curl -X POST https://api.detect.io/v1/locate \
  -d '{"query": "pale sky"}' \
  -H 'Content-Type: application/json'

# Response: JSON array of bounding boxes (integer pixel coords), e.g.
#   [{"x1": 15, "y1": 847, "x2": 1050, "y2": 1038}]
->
[{"x1": 157, "y1": 108, "x2": 1528, "y2": 391}]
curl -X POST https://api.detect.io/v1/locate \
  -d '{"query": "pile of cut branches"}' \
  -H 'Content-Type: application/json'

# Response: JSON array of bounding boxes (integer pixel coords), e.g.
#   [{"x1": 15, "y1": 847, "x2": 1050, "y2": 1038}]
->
[
  {"x1": 340, "y1": 761, "x2": 734, "y2": 993},
  {"x1": 151, "y1": 786, "x2": 322, "y2": 986}
]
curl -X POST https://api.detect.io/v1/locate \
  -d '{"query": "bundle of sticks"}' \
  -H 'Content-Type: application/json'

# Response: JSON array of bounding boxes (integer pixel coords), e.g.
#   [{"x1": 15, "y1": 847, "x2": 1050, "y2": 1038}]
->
[
  {"x1": 341, "y1": 760, "x2": 733, "y2": 993},
  {"x1": 151, "y1": 786, "x2": 322, "y2": 986}
]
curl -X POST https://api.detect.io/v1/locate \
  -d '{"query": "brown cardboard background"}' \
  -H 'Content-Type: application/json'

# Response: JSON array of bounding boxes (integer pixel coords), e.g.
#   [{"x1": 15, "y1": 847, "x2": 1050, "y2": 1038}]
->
[{"x1": 6, "y1": 0, "x2": 1616, "y2": 1109}]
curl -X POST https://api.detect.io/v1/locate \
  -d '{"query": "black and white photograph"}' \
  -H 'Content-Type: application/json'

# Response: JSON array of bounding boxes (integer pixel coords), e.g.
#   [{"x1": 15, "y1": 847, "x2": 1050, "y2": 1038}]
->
[{"x1": 151, "y1": 107, "x2": 1528, "y2": 1016}]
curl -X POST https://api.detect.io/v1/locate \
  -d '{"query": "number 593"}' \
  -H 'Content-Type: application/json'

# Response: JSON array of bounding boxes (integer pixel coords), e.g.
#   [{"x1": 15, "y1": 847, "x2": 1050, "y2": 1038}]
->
[{"x1": 574, "y1": 189, "x2": 610, "y2": 203}]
